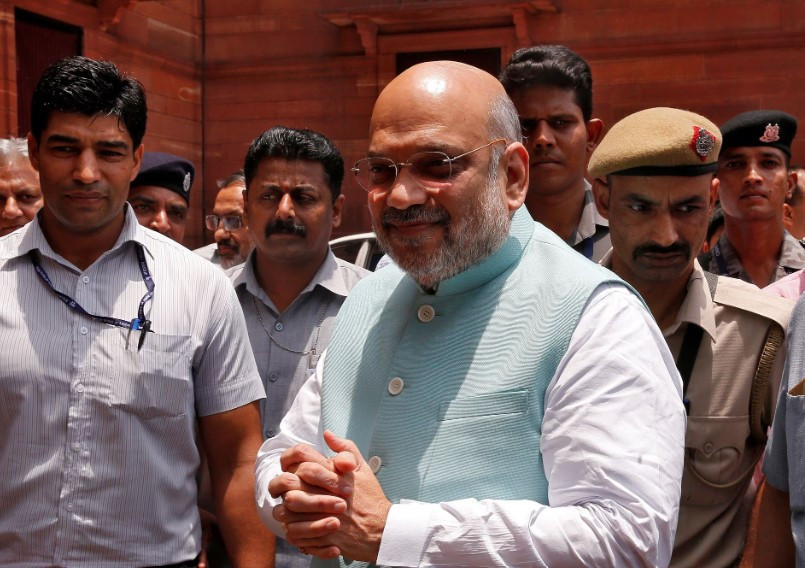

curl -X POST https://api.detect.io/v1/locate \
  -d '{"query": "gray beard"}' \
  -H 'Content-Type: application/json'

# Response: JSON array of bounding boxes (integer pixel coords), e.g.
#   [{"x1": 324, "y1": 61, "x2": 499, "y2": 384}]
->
[
  {"x1": 219, "y1": 250, "x2": 250, "y2": 270},
  {"x1": 374, "y1": 180, "x2": 511, "y2": 290}
]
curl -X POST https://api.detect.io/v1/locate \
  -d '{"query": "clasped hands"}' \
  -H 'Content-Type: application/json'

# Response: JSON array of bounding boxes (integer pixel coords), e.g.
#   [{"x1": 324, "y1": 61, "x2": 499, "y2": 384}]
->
[{"x1": 268, "y1": 430, "x2": 392, "y2": 562}]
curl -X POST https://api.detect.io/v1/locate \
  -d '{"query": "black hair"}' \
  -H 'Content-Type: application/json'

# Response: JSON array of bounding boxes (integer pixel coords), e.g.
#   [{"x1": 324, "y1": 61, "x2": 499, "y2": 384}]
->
[
  {"x1": 499, "y1": 45, "x2": 594, "y2": 122},
  {"x1": 244, "y1": 126, "x2": 344, "y2": 201},
  {"x1": 30, "y1": 56, "x2": 147, "y2": 148},
  {"x1": 218, "y1": 169, "x2": 246, "y2": 189}
]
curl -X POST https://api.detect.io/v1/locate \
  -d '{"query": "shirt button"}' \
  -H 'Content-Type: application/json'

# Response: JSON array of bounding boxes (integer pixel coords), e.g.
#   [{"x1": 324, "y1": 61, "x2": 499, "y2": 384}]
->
[
  {"x1": 703, "y1": 442, "x2": 714, "y2": 454},
  {"x1": 67, "y1": 503, "x2": 73, "y2": 511},
  {"x1": 368, "y1": 455, "x2": 382, "y2": 473},
  {"x1": 80, "y1": 327, "x2": 88, "y2": 335},
  {"x1": 269, "y1": 372, "x2": 278, "y2": 383},
  {"x1": 72, "y1": 443, "x2": 81, "y2": 452},
  {"x1": 274, "y1": 322, "x2": 284, "y2": 331},
  {"x1": 265, "y1": 430, "x2": 274, "y2": 438},
  {"x1": 76, "y1": 384, "x2": 84, "y2": 393},
  {"x1": 81, "y1": 276, "x2": 90, "y2": 283},
  {"x1": 388, "y1": 377, "x2": 404, "y2": 396},
  {"x1": 417, "y1": 305, "x2": 435, "y2": 323}
]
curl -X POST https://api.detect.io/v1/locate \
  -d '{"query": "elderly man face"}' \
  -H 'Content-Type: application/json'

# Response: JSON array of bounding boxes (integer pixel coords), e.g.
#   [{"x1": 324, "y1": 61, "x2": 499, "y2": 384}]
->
[
  {"x1": 783, "y1": 168, "x2": 805, "y2": 239},
  {"x1": 362, "y1": 62, "x2": 528, "y2": 289},
  {"x1": 211, "y1": 180, "x2": 254, "y2": 269},
  {"x1": 0, "y1": 150, "x2": 42, "y2": 236}
]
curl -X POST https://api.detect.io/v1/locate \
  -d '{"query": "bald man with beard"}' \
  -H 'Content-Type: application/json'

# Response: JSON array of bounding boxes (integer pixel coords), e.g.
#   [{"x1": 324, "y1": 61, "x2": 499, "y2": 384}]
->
[{"x1": 254, "y1": 61, "x2": 685, "y2": 568}]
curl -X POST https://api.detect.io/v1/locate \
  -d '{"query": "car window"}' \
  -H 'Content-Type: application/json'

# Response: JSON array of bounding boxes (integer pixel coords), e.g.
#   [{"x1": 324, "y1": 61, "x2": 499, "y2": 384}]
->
[
  {"x1": 368, "y1": 242, "x2": 385, "y2": 271},
  {"x1": 331, "y1": 240, "x2": 363, "y2": 265}
]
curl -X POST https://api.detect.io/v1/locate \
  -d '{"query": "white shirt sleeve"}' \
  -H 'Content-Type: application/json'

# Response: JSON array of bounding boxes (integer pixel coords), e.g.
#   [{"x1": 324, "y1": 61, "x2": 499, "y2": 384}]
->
[{"x1": 255, "y1": 284, "x2": 687, "y2": 567}]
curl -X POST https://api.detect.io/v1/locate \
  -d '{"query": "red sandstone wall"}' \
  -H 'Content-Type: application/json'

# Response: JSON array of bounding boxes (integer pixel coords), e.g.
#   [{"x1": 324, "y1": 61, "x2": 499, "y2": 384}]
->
[
  {"x1": 0, "y1": 0, "x2": 204, "y2": 245},
  {"x1": 204, "y1": 0, "x2": 805, "y2": 238},
  {"x1": 531, "y1": 0, "x2": 805, "y2": 162},
  {"x1": 1, "y1": 0, "x2": 803, "y2": 244}
]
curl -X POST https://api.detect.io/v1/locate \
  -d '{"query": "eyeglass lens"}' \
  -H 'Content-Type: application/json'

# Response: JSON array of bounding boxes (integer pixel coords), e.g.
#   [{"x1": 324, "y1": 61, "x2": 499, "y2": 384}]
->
[
  {"x1": 205, "y1": 215, "x2": 242, "y2": 231},
  {"x1": 353, "y1": 152, "x2": 451, "y2": 192}
]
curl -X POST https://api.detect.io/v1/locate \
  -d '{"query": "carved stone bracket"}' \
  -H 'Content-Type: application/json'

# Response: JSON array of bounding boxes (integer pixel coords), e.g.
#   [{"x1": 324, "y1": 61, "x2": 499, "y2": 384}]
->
[
  {"x1": 354, "y1": 18, "x2": 378, "y2": 56},
  {"x1": 98, "y1": 0, "x2": 137, "y2": 32},
  {"x1": 321, "y1": 0, "x2": 559, "y2": 54}
]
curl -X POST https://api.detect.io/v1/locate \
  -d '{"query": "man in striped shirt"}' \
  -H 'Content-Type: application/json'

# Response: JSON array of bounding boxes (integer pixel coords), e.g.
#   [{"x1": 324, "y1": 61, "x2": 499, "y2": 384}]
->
[{"x1": 0, "y1": 56, "x2": 273, "y2": 567}]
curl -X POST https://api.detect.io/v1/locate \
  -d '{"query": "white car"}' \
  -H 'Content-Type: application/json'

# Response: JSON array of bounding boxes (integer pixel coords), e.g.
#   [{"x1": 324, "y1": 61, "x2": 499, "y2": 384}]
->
[{"x1": 329, "y1": 232, "x2": 386, "y2": 271}]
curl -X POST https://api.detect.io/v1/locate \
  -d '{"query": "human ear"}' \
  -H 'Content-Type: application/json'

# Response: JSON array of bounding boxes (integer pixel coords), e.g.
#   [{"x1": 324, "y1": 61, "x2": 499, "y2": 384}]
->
[
  {"x1": 592, "y1": 177, "x2": 611, "y2": 220},
  {"x1": 502, "y1": 142, "x2": 529, "y2": 213}
]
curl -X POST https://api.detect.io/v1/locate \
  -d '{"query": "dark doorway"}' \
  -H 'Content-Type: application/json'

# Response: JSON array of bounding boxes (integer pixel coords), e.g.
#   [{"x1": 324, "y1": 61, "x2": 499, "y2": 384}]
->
[
  {"x1": 396, "y1": 48, "x2": 501, "y2": 77},
  {"x1": 15, "y1": 9, "x2": 82, "y2": 137}
]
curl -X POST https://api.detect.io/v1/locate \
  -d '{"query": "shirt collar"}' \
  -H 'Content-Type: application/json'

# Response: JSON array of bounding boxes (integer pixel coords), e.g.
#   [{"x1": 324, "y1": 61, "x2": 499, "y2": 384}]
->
[
  {"x1": 780, "y1": 230, "x2": 805, "y2": 270},
  {"x1": 599, "y1": 250, "x2": 716, "y2": 341},
  {"x1": 233, "y1": 249, "x2": 351, "y2": 303},
  {"x1": 2, "y1": 205, "x2": 152, "y2": 266},
  {"x1": 662, "y1": 260, "x2": 717, "y2": 341},
  {"x1": 571, "y1": 180, "x2": 609, "y2": 245},
  {"x1": 435, "y1": 206, "x2": 534, "y2": 296}
]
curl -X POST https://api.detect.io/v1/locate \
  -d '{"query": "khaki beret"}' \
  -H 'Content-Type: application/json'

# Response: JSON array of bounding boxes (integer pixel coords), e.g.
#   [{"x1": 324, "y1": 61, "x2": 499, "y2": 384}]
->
[{"x1": 588, "y1": 107, "x2": 721, "y2": 179}]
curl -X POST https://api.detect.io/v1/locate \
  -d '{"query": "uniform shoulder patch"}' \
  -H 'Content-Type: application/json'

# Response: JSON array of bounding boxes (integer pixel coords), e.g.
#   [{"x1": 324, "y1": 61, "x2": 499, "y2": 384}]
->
[{"x1": 712, "y1": 275, "x2": 794, "y2": 329}]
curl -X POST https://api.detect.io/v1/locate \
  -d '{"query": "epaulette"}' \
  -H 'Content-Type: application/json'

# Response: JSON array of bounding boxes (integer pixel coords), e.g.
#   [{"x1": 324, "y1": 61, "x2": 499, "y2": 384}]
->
[{"x1": 710, "y1": 272, "x2": 794, "y2": 330}]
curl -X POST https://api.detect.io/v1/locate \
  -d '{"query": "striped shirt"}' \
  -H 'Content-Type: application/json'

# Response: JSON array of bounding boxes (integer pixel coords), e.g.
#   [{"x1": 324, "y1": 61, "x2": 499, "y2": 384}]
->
[{"x1": 0, "y1": 207, "x2": 265, "y2": 567}]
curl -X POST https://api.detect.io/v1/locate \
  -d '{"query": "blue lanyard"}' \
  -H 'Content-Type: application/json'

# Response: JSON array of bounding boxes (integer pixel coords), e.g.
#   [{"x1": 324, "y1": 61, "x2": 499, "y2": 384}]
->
[
  {"x1": 580, "y1": 236, "x2": 594, "y2": 260},
  {"x1": 712, "y1": 242, "x2": 729, "y2": 276},
  {"x1": 29, "y1": 243, "x2": 155, "y2": 350}
]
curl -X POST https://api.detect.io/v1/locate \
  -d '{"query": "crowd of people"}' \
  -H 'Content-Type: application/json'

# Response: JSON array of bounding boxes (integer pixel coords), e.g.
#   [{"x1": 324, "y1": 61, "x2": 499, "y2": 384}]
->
[{"x1": 1, "y1": 44, "x2": 805, "y2": 568}]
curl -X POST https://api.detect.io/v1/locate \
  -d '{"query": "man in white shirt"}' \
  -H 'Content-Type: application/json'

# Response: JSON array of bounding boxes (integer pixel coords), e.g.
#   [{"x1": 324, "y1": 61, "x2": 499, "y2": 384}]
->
[{"x1": 255, "y1": 60, "x2": 685, "y2": 567}]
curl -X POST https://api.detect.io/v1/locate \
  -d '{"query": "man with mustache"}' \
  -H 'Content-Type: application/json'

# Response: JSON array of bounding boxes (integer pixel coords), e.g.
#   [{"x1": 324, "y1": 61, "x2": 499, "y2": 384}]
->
[
  {"x1": 195, "y1": 171, "x2": 255, "y2": 269},
  {"x1": 591, "y1": 107, "x2": 794, "y2": 567},
  {"x1": 499, "y1": 45, "x2": 608, "y2": 261},
  {"x1": 699, "y1": 110, "x2": 805, "y2": 287},
  {"x1": 254, "y1": 62, "x2": 686, "y2": 567},
  {"x1": 228, "y1": 125, "x2": 368, "y2": 568}
]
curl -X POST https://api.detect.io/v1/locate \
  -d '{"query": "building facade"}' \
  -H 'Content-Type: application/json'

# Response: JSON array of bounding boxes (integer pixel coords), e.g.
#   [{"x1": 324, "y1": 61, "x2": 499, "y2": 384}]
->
[{"x1": 2, "y1": 0, "x2": 804, "y2": 247}]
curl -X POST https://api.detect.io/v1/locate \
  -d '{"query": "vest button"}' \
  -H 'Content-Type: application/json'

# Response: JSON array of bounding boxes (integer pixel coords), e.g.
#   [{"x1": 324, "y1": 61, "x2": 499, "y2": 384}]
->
[
  {"x1": 417, "y1": 304, "x2": 435, "y2": 322},
  {"x1": 388, "y1": 377, "x2": 404, "y2": 395},
  {"x1": 368, "y1": 455, "x2": 382, "y2": 473}
]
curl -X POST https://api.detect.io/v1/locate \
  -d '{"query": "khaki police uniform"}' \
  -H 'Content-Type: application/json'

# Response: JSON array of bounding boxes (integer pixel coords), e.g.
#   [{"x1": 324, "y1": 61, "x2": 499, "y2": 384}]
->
[
  {"x1": 601, "y1": 254, "x2": 792, "y2": 565},
  {"x1": 699, "y1": 230, "x2": 805, "y2": 285},
  {"x1": 590, "y1": 107, "x2": 796, "y2": 567},
  {"x1": 666, "y1": 262, "x2": 791, "y2": 566}
]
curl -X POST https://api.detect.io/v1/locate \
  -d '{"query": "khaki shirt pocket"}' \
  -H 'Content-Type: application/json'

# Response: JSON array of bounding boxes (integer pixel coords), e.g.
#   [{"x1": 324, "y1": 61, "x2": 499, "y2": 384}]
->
[{"x1": 682, "y1": 415, "x2": 759, "y2": 506}]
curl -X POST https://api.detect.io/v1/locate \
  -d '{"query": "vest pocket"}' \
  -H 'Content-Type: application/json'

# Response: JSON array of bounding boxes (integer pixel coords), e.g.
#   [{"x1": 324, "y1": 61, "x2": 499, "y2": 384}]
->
[{"x1": 438, "y1": 389, "x2": 529, "y2": 421}]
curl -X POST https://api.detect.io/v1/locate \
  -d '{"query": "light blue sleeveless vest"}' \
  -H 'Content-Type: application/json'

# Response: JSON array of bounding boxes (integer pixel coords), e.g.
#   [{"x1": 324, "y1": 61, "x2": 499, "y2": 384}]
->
[{"x1": 315, "y1": 208, "x2": 628, "y2": 568}]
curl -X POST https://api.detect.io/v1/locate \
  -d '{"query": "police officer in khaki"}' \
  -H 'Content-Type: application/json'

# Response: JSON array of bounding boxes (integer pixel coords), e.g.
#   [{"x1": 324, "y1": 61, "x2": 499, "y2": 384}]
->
[
  {"x1": 589, "y1": 107, "x2": 795, "y2": 567},
  {"x1": 699, "y1": 110, "x2": 805, "y2": 287}
]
